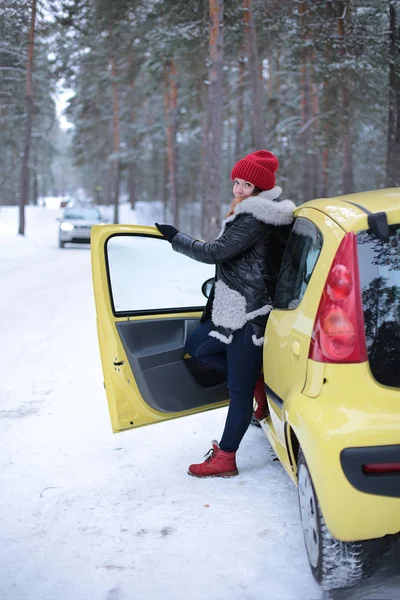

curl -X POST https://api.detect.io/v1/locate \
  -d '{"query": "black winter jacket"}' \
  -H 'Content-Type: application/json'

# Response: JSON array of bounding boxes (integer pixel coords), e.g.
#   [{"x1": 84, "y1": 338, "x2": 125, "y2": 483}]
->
[{"x1": 171, "y1": 186, "x2": 296, "y2": 345}]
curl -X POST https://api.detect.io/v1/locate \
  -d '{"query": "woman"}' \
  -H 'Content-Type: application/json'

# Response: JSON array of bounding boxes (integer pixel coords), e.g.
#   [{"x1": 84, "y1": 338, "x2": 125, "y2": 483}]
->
[{"x1": 155, "y1": 150, "x2": 295, "y2": 478}]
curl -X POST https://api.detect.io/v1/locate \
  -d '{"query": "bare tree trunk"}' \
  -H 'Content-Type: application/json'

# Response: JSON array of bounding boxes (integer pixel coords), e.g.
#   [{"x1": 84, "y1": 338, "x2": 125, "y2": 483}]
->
[
  {"x1": 95, "y1": 162, "x2": 102, "y2": 205},
  {"x1": 338, "y1": 2, "x2": 354, "y2": 194},
  {"x1": 128, "y1": 164, "x2": 136, "y2": 210},
  {"x1": 163, "y1": 58, "x2": 178, "y2": 226},
  {"x1": 311, "y1": 81, "x2": 321, "y2": 198},
  {"x1": 226, "y1": 89, "x2": 234, "y2": 172},
  {"x1": 105, "y1": 166, "x2": 112, "y2": 207},
  {"x1": 203, "y1": 0, "x2": 224, "y2": 241},
  {"x1": 111, "y1": 55, "x2": 120, "y2": 224},
  {"x1": 163, "y1": 149, "x2": 168, "y2": 220},
  {"x1": 267, "y1": 51, "x2": 274, "y2": 101},
  {"x1": 200, "y1": 80, "x2": 209, "y2": 236},
  {"x1": 266, "y1": 51, "x2": 274, "y2": 130},
  {"x1": 10, "y1": 152, "x2": 16, "y2": 205},
  {"x1": 275, "y1": 51, "x2": 281, "y2": 99},
  {"x1": 129, "y1": 81, "x2": 137, "y2": 210},
  {"x1": 320, "y1": 0, "x2": 339, "y2": 198},
  {"x1": 243, "y1": 0, "x2": 264, "y2": 149},
  {"x1": 113, "y1": 162, "x2": 121, "y2": 221},
  {"x1": 386, "y1": 1, "x2": 400, "y2": 187},
  {"x1": 299, "y1": 0, "x2": 315, "y2": 202},
  {"x1": 235, "y1": 54, "x2": 246, "y2": 162},
  {"x1": 321, "y1": 147, "x2": 329, "y2": 197},
  {"x1": 32, "y1": 155, "x2": 38, "y2": 205},
  {"x1": 341, "y1": 87, "x2": 354, "y2": 194},
  {"x1": 19, "y1": 0, "x2": 37, "y2": 236},
  {"x1": 267, "y1": 51, "x2": 281, "y2": 135},
  {"x1": 60, "y1": 165, "x2": 65, "y2": 199}
]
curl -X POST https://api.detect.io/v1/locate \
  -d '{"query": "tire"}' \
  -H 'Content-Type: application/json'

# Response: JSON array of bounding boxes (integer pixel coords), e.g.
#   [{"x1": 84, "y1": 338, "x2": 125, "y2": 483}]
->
[
  {"x1": 59, "y1": 238, "x2": 65, "y2": 248},
  {"x1": 297, "y1": 449, "x2": 363, "y2": 590}
]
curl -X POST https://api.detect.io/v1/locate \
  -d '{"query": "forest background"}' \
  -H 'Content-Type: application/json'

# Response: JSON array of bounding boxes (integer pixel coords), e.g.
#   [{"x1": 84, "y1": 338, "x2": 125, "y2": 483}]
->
[{"x1": 1, "y1": 0, "x2": 399, "y2": 239}]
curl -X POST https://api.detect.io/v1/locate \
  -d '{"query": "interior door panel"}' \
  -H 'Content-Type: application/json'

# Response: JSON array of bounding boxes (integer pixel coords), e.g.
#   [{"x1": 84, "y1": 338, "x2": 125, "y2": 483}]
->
[{"x1": 116, "y1": 317, "x2": 228, "y2": 413}]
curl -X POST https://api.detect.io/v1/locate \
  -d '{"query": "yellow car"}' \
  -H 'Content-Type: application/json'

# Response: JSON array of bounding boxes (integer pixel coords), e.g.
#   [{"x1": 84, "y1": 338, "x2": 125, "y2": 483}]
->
[{"x1": 91, "y1": 188, "x2": 400, "y2": 591}]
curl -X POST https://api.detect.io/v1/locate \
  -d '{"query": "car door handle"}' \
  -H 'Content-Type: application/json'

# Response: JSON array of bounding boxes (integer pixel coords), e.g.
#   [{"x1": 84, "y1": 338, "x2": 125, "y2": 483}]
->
[{"x1": 291, "y1": 341, "x2": 300, "y2": 356}]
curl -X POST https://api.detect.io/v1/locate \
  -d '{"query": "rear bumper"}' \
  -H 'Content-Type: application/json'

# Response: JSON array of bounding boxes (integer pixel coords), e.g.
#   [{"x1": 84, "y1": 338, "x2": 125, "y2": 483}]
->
[
  {"x1": 341, "y1": 445, "x2": 400, "y2": 498},
  {"x1": 296, "y1": 428, "x2": 400, "y2": 543},
  {"x1": 287, "y1": 363, "x2": 400, "y2": 542}
]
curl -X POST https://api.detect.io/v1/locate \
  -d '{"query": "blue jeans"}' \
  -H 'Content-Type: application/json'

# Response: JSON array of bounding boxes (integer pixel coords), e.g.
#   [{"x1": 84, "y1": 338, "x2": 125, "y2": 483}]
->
[{"x1": 185, "y1": 320, "x2": 263, "y2": 452}]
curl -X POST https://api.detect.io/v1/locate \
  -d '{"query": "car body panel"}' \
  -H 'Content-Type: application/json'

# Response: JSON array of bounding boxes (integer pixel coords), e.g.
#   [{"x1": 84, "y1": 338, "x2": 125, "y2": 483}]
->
[
  {"x1": 262, "y1": 195, "x2": 400, "y2": 542},
  {"x1": 260, "y1": 416, "x2": 295, "y2": 482},
  {"x1": 297, "y1": 188, "x2": 400, "y2": 232},
  {"x1": 286, "y1": 362, "x2": 400, "y2": 541},
  {"x1": 263, "y1": 207, "x2": 345, "y2": 447}
]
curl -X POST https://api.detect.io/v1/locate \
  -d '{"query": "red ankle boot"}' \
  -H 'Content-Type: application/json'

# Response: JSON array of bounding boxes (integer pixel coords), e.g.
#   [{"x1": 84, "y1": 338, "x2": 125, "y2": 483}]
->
[
  {"x1": 188, "y1": 441, "x2": 238, "y2": 478},
  {"x1": 253, "y1": 374, "x2": 269, "y2": 420}
]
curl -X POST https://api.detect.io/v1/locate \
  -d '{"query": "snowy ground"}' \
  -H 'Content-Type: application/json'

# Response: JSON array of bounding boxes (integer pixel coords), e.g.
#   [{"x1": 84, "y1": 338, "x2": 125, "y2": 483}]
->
[{"x1": 0, "y1": 204, "x2": 399, "y2": 600}]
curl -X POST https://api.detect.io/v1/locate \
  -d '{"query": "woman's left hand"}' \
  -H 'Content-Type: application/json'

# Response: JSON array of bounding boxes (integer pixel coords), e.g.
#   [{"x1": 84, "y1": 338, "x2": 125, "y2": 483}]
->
[{"x1": 155, "y1": 223, "x2": 179, "y2": 242}]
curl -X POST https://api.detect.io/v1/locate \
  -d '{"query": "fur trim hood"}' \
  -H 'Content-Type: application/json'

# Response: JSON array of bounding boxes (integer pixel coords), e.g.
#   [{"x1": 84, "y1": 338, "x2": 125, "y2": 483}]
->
[{"x1": 220, "y1": 186, "x2": 296, "y2": 235}]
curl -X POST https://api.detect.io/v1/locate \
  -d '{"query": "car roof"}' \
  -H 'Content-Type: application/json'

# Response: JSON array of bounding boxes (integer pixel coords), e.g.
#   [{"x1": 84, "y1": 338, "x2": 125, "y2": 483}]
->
[{"x1": 296, "y1": 188, "x2": 400, "y2": 231}]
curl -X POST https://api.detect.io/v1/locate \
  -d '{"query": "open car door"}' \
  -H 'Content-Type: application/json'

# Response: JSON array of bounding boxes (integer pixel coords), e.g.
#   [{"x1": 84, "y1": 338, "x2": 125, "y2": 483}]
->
[{"x1": 91, "y1": 224, "x2": 229, "y2": 433}]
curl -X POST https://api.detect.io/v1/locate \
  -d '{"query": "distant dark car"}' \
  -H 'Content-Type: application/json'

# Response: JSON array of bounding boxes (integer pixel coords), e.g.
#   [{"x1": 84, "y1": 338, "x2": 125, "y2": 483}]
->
[{"x1": 58, "y1": 206, "x2": 106, "y2": 248}]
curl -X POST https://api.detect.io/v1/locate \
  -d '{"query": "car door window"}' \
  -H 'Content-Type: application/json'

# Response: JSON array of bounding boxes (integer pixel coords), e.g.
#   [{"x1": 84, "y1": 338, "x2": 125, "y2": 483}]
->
[
  {"x1": 274, "y1": 218, "x2": 323, "y2": 310},
  {"x1": 106, "y1": 234, "x2": 215, "y2": 315}
]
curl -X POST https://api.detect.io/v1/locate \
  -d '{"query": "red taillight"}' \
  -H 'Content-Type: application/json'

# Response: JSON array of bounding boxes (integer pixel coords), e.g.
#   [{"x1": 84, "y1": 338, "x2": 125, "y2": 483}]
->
[
  {"x1": 327, "y1": 264, "x2": 353, "y2": 300},
  {"x1": 309, "y1": 232, "x2": 368, "y2": 363},
  {"x1": 363, "y1": 463, "x2": 400, "y2": 474}
]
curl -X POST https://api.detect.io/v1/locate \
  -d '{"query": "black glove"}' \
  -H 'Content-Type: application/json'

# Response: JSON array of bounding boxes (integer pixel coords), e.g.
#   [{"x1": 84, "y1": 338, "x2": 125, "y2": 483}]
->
[{"x1": 155, "y1": 223, "x2": 179, "y2": 242}]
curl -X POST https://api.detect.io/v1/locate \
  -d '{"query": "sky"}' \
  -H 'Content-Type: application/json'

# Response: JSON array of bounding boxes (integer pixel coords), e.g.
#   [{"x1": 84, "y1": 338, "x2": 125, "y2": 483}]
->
[{"x1": 0, "y1": 201, "x2": 399, "y2": 600}]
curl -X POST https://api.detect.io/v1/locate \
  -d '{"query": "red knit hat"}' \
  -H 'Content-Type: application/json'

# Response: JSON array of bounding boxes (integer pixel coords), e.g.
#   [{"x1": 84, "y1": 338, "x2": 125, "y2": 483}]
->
[{"x1": 231, "y1": 150, "x2": 279, "y2": 191}]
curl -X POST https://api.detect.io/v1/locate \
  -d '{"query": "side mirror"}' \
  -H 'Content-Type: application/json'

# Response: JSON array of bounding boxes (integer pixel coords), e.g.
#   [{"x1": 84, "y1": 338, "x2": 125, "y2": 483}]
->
[{"x1": 201, "y1": 277, "x2": 215, "y2": 299}]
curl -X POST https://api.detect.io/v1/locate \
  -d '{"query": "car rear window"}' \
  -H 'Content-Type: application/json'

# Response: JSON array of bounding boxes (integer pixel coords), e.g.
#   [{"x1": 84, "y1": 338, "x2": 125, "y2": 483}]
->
[{"x1": 357, "y1": 224, "x2": 400, "y2": 388}]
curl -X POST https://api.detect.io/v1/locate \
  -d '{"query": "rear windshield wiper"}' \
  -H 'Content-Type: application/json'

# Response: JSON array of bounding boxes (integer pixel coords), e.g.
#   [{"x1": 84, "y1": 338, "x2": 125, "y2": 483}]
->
[{"x1": 344, "y1": 201, "x2": 389, "y2": 242}]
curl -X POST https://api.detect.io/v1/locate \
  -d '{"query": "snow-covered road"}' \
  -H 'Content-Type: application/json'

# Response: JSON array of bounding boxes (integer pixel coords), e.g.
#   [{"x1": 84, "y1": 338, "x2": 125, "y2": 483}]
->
[{"x1": 0, "y1": 205, "x2": 399, "y2": 600}]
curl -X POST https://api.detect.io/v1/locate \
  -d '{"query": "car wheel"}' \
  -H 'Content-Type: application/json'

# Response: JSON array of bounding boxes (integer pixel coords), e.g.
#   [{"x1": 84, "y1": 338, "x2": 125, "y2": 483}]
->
[
  {"x1": 59, "y1": 238, "x2": 65, "y2": 248},
  {"x1": 297, "y1": 449, "x2": 363, "y2": 590}
]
